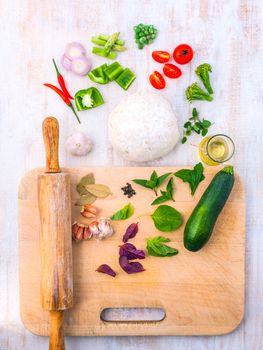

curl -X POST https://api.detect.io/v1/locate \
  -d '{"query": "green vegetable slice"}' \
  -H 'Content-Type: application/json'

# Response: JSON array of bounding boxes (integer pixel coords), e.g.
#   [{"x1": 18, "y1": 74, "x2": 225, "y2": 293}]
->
[
  {"x1": 92, "y1": 47, "x2": 116, "y2": 60},
  {"x1": 151, "y1": 205, "x2": 182, "y2": 232},
  {"x1": 104, "y1": 62, "x2": 124, "y2": 81},
  {"x1": 104, "y1": 32, "x2": 120, "y2": 54},
  {"x1": 147, "y1": 236, "x2": 178, "y2": 257},
  {"x1": 87, "y1": 64, "x2": 108, "y2": 84},
  {"x1": 115, "y1": 68, "x2": 136, "y2": 90},
  {"x1": 98, "y1": 34, "x2": 125, "y2": 46},
  {"x1": 111, "y1": 203, "x2": 134, "y2": 220},
  {"x1": 75, "y1": 87, "x2": 104, "y2": 111}
]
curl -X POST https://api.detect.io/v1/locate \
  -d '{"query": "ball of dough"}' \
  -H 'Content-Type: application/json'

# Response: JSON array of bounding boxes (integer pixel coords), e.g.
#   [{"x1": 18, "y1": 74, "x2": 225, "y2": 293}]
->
[{"x1": 108, "y1": 92, "x2": 180, "y2": 162}]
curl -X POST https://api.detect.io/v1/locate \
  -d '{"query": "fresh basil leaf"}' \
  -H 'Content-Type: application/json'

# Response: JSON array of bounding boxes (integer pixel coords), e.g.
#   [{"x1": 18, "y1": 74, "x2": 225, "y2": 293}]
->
[
  {"x1": 166, "y1": 178, "x2": 174, "y2": 195},
  {"x1": 111, "y1": 203, "x2": 134, "y2": 220},
  {"x1": 160, "y1": 190, "x2": 172, "y2": 199},
  {"x1": 151, "y1": 195, "x2": 169, "y2": 206},
  {"x1": 156, "y1": 172, "x2": 171, "y2": 187},
  {"x1": 174, "y1": 162, "x2": 205, "y2": 195},
  {"x1": 132, "y1": 179, "x2": 153, "y2": 189},
  {"x1": 146, "y1": 180, "x2": 157, "y2": 189},
  {"x1": 133, "y1": 171, "x2": 171, "y2": 195},
  {"x1": 151, "y1": 205, "x2": 182, "y2": 232},
  {"x1": 147, "y1": 236, "x2": 179, "y2": 257},
  {"x1": 150, "y1": 170, "x2": 158, "y2": 183},
  {"x1": 181, "y1": 136, "x2": 187, "y2": 144}
]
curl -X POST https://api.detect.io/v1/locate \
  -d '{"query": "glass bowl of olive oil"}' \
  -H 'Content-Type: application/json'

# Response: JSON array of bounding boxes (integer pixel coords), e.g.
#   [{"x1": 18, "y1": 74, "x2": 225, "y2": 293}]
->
[{"x1": 198, "y1": 134, "x2": 235, "y2": 166}]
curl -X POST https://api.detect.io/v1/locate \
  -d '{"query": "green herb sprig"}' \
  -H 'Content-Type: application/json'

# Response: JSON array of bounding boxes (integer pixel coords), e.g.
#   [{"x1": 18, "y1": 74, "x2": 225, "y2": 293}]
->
[
  {"x1": 174, "y1": 162, "x2": 205, "y2": 196},
  {"x1": 151, "y1": 178, "x2": 175, "y2": 205},
  {"x1": 133, "y1": 170, "x2": 171, "y2": 196},
  {"x1": 182, "y1": 107, "x2": 212, "y2": 144},
  {"x1": 147, "y1": 236, "x2": 179, "y2": 257}
]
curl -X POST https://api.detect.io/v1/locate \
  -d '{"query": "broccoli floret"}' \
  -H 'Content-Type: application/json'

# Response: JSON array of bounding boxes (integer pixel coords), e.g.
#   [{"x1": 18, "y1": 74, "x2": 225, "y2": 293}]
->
[
  {"x1": 186, "y1": 82, "x2": 213, "y2": 102},
  {"x1": 195, "y1": 63, "x2": 213, "y2": 94}
]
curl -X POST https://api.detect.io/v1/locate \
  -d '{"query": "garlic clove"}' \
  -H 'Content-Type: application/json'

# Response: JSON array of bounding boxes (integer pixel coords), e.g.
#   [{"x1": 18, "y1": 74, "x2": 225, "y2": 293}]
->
[
  {"x1": 89, "y1": 220, "x2": 100, "y2": 236},
  {"x1": 83, "y1": 226, "x2": 92, "y2": 240},
  {"x1": 80, "y1": 204, "x2": 97, "y2": 218}
]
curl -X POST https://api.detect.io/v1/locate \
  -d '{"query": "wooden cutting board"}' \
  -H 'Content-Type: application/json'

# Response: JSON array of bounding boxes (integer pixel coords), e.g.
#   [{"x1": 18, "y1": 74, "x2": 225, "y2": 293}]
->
[{"x1": 18, "y1": 166, "x2": 245, "y2": 336}]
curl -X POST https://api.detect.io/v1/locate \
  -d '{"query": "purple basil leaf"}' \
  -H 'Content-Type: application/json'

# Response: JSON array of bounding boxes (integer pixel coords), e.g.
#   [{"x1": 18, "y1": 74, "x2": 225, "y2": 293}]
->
[
  {"x1": 119, "y1": 243, "x2": 145, "y2": 260},
  {"x1": 119, "y1": 255, "x2": 145, "y2": 274},
  {"x1": 96, "y1": 264, "x2": 116, "y2": 277},
  {"x1": 122, "y1": 222, "x2": 139, "y2": 243}
]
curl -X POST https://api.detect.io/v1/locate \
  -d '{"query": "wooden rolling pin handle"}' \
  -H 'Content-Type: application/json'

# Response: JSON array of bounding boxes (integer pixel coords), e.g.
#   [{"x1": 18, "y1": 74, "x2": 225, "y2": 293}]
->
[
  {"x1": 42, "y1": 117, "x2": 61, "y2": 173},
  {"x1": 49, "y1": 310, "x2": 65, "y2": 350}
]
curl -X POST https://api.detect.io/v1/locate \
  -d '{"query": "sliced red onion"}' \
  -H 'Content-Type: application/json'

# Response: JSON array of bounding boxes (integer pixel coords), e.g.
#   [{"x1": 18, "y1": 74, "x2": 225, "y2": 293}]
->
[
  {"x1": 65, "y1": 42, "x2": 86, "y2": 60},
  {"x1": 61, "y1": 54, "x2": 72, "y2": 71},
  {"x1": 71, "y1": 56, "x2": 92, "y2": 76}
]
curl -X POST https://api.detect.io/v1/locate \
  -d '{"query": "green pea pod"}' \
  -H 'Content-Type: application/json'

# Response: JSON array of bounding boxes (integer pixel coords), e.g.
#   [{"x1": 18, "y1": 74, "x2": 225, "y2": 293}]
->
[{"x1": 75, "y1": 87, "x2": 104, "y2": 111}]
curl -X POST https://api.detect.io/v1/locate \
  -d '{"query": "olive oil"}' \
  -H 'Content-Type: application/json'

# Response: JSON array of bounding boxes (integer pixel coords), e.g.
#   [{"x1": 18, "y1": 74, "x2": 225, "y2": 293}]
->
[
  {"x1": 198, "y1": 134, "x2": 235, "y2": 166},
  {"x1": 207, "y1": 138, "x2": 228, "y2": 161}
]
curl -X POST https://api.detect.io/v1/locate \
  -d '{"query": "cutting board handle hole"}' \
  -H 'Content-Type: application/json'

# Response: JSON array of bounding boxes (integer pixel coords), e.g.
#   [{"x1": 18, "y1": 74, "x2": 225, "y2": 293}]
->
[{"x1": 100, "y1": 308, "x2": 166, "y2": 323}]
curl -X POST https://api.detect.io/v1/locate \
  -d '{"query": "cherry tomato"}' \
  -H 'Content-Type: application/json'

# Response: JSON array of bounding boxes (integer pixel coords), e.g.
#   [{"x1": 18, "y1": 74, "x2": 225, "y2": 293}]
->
[
  {"x1": 149, "y1": 71, "x2": 166, "y2": 89},
  {"x1": 152, "y1": 51, "x2": 170, "y2": 63},
  {"x1": 173, "y1": 44, "x2": 193, "y2": 65},
  {"x1": 163, "y1": 63, "x2": 182, "y2": 79}
]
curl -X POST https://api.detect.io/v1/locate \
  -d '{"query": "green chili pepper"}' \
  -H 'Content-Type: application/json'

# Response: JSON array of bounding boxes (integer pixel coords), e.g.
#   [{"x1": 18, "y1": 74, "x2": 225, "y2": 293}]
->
[
  {"x1": 75, "y1": 87, "x2": 104, "y2": 111},
  {"x1": 88, "y1": 64, "x2": 109, "y2": 84},
  {"x1": 104, "y1": 62, "x2": 124, "y2": 81}
]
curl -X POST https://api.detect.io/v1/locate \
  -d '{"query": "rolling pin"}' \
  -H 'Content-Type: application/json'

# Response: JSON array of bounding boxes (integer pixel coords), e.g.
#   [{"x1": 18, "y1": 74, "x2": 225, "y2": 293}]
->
[{"x1": 38, "y1": 117, "x2": 73, "y2": 350}]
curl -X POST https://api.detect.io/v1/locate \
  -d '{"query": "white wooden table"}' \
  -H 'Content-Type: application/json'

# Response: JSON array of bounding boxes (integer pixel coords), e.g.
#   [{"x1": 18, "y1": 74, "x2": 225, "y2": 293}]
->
[{"x1": 0, "y1": 0, "x2": 262, "y2": 349}]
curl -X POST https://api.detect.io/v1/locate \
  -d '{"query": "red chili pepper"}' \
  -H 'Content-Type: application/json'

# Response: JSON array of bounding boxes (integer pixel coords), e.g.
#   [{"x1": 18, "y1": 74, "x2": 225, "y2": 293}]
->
[
  {"x1": 52, "y1": 59, "x2": 73, "y2": 100},
  {"x1": 44, "y1": 83, "x2": 81, "y2": 124}
]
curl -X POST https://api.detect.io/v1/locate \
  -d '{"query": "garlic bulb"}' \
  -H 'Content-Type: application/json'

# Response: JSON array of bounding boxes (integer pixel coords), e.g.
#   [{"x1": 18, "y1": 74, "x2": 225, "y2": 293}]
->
[
  {"x1": 97, "y1": 218, "x2": 114, "y2": 240},
  {"x1": 65, "y1": 132, "x2": 93, "y2": 156},
  {"x1": 89, "y1": 218, "x2": 114, "y2": 240}
]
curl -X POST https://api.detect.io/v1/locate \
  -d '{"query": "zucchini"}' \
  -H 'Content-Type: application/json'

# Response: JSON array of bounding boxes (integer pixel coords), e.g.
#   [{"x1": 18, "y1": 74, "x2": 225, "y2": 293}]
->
[{"x1": 184, "y1": 166, "x2": 235, "y2": 252}]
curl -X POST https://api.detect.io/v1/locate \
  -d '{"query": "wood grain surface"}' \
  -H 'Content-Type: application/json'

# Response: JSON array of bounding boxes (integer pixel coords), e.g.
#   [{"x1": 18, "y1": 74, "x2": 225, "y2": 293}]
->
[
  {"x1": 0, "y1": 0, "x2": 262, "y2": 349},
  {"x1": 19, "y1": 166, "x2": 245, "y2": 336}
]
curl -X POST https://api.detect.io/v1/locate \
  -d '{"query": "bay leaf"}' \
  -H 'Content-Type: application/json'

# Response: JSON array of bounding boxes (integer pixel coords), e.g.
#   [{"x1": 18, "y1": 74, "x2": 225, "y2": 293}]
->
[
  {"x1": 76, "y1": 173, "x2": 95, "y2": 196},
  {"x1": 85, "y1": 184, "x2": 112, "y2": 198},
  {"x1": 75, "y1": 193, "x2": 96, "y2": 206}
]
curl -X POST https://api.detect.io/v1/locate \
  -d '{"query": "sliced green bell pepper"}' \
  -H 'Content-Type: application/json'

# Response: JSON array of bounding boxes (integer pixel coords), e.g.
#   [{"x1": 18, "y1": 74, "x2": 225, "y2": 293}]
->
[
  {"x1": 75, "y1": 87, "x2": 104, "y2": 111},
  {"x1": 115, "y1": 68, "x2": 136, "y2": 90},
  {"x1": 88, "y1": 64, "x2": 109, "y2": 84},
  {"x1": 104, "y1": 62, "x2": 124, "y2": 81}
]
